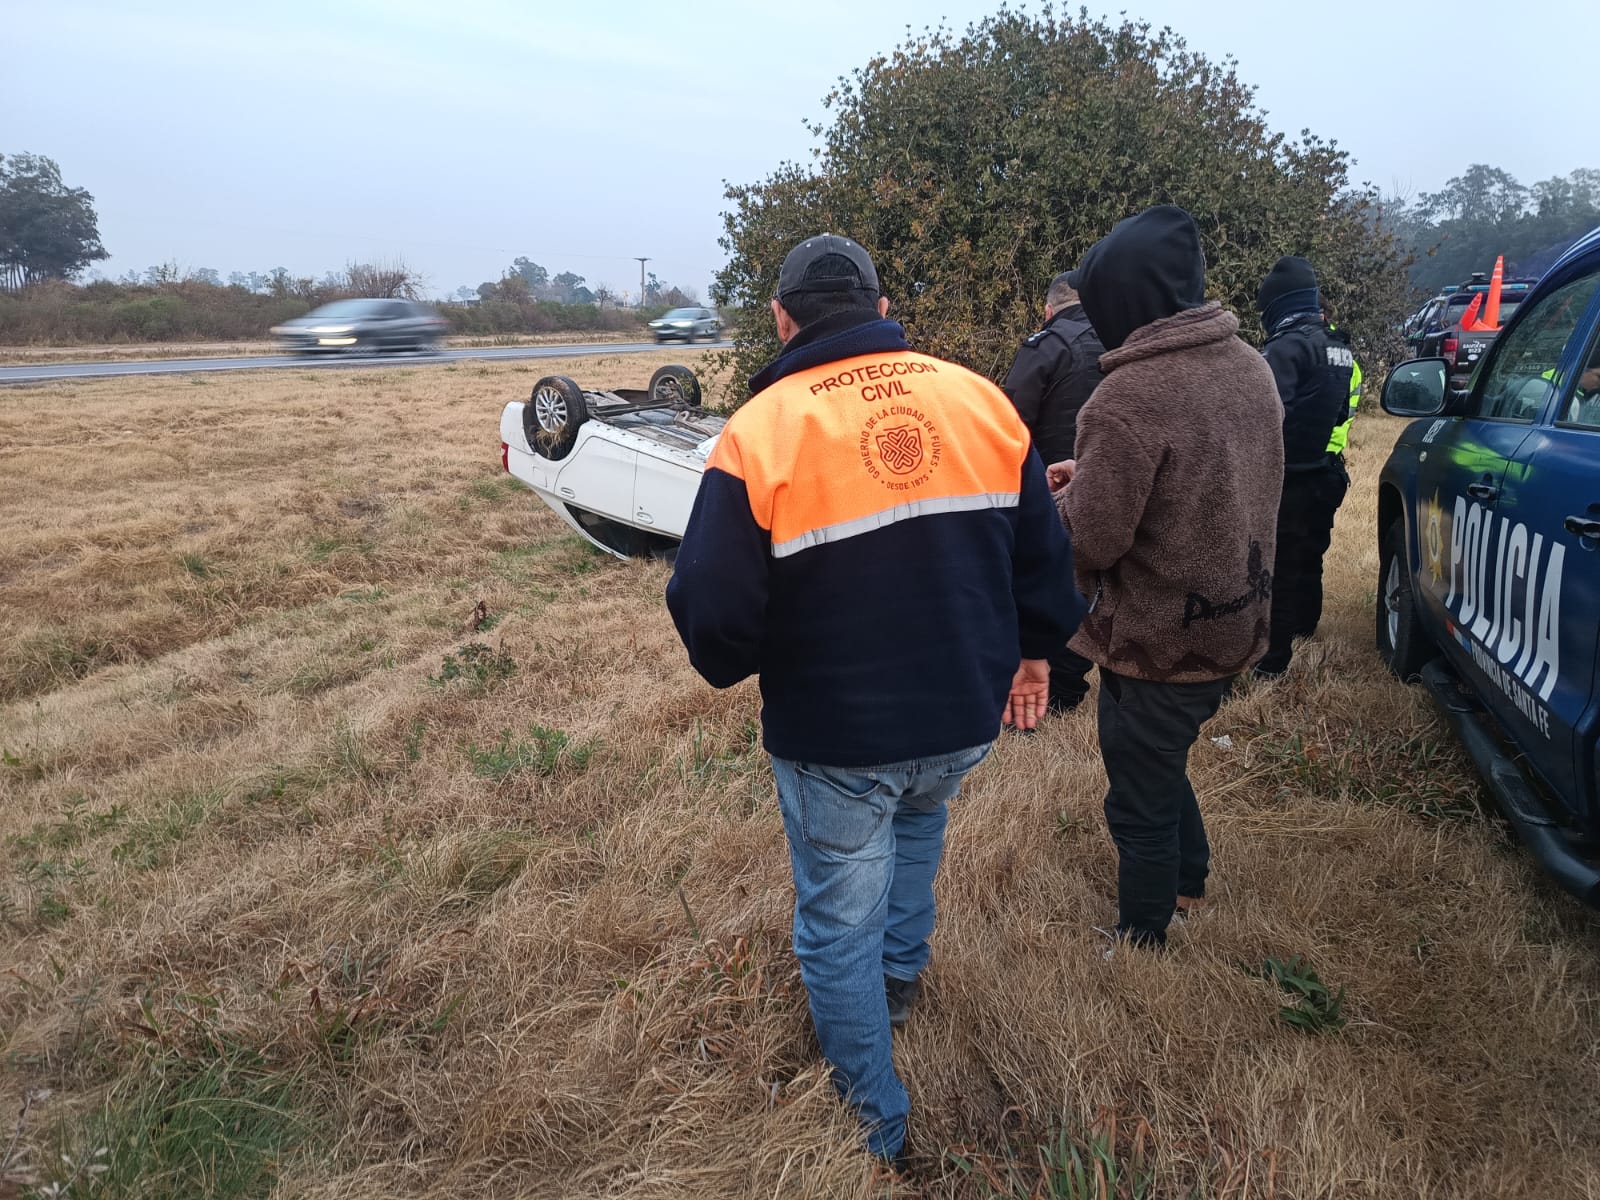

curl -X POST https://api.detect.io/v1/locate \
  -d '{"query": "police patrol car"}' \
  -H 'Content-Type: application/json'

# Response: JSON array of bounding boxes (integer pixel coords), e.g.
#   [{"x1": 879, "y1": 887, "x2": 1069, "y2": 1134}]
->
[{"x1": 1378, "y1": 224, "x2": 1600, "y2": 906}]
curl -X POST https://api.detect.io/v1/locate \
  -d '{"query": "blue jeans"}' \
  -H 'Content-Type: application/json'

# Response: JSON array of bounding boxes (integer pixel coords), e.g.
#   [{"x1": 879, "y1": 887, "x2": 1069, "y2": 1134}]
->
[{"x1": 771, "y1": 741, "x2": 992, "y2": 1159}]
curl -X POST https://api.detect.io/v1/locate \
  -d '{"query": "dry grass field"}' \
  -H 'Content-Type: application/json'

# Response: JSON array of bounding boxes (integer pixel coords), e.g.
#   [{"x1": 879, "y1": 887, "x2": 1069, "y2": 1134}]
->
[{"x1": 2, "y1": 353, "x2": 1599, "y2": 1200}]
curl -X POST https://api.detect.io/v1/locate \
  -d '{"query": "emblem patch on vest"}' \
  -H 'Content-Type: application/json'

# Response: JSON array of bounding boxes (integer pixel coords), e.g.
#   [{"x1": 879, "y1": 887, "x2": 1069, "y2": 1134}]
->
[
  {"x1": 875, "y1": 425, "x2": 924, "y2": 474},
  {"x1": 858, "y1": 403, "x2": 944, "y2": 492}
]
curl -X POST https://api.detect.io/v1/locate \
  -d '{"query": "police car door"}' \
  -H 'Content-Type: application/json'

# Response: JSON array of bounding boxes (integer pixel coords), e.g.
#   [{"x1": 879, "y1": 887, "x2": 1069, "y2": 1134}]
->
[
  {"x1": 1418, "y1": 267, "x2": 1600, "y2": 804},
  {"x1": 1495, "y1": 276, "x2": 1600, "y2": 814}
]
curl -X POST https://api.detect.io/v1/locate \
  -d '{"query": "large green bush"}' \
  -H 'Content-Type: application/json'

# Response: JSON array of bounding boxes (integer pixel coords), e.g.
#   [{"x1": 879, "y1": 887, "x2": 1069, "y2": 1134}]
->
[{"x1": 713, "y1": 10, "x2": 1412, "y2": 397}]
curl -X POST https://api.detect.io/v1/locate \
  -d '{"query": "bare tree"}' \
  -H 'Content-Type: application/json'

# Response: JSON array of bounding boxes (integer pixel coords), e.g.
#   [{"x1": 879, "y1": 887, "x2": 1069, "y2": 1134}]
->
[{"x1": 345, "y1": 258, "x2": 422, "y2": 299}]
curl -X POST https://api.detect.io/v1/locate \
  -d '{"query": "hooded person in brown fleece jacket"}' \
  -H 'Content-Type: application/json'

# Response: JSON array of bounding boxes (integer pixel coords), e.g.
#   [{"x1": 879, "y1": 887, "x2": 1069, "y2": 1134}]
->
[{"x1": 1052, "y1": 205, "x2": 1284, "y2": 949}]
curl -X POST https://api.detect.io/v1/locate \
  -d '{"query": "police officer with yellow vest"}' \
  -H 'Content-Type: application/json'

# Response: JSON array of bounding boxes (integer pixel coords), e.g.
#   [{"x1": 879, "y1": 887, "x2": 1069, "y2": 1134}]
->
[
  {"x1": 1254, "y1": 256, "x2": 1355, "y2": 677},
  {"x1": 1322, "y1": 295, "x2": 1362, "y2": 457}
]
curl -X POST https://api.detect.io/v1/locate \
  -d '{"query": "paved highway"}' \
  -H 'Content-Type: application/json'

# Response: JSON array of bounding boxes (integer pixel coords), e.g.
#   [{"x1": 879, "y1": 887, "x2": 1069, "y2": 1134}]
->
[{"x1": 0, "y1": 340, "x2": 732, "y2": 385}]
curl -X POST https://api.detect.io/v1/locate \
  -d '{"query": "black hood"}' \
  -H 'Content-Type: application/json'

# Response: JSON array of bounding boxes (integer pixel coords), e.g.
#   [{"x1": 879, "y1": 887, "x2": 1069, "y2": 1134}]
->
[
  {"x1": 1067, "y1": 205, "x2": 1206, "y2": 350},
  {"x1": 1258, "y1": 255, "x2": 1320, "y2": 330}
]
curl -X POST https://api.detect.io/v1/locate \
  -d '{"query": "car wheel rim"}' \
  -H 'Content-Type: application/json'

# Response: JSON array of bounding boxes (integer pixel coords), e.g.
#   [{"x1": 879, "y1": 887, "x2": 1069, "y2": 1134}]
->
[
  {"x1": 1384, "y1": 556, "x2": 1401, "y2": 647},
  {"x1": 654, "y1": 378, "x2": 683, "y2": 404},
  {"x1": 534, "y1": 387, "x2": 568, "y2": 433}
]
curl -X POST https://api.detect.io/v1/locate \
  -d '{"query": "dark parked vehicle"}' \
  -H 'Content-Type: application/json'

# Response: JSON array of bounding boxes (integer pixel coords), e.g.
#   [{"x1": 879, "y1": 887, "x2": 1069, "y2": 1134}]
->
[
  {"x1": 647, "y1": 307, "x2": 720, "y2": 343},
  {"x1": 271, "y1": 299, "x2": 448, "y2": 355},
  {"x1": 1377, "y1": 224, "x2": 1600, "y2": 906},
  {"x1": 1405, "y1": 274, "x2": 1538, "y2": 385}
]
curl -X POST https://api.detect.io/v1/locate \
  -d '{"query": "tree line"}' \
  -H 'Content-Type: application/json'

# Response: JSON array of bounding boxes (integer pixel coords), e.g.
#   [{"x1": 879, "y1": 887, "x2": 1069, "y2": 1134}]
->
[
  {"x1": 8, "y1": 18, "x2": 1597, "y2": 358},
  {"x1": 709, "y1": 10, "x2": 1595, "y2": 396},
  {"x1": 462, "y1": 257, "x2": 701, "y2": 309},
  {"x1": 1382, "y1": 165, "x2": 1600, "y2": 295}
]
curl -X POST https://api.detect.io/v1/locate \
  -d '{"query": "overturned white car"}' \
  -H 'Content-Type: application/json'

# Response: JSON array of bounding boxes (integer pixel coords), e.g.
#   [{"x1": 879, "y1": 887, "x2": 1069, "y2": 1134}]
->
[{"x1": 498, "y1": 365, "x2": 725, "y2": 559}]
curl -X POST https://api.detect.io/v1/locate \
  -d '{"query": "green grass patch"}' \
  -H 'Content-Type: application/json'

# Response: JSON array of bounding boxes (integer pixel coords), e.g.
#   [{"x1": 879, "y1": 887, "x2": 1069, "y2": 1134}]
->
[
  {"x1": 306, "y1": 534, "x2": 373, "y2": 563},
  {"x1": 112, "y1": 792, "x2": 222, "y2": 870},
  {"x1": 178, "y1": 552, "x2": 214, "y2": 578},
  {"x1": 1258, "y1": 955, "x2": 1348, "y2": 1035},
  {"x1": 465, "y1": 724, "x2": 599, "y2": 781},
  {"x1": 426, "y1": 641, "x2": 516, "y2": 693},
  {"x1": 949, "y1": 1116, "x2": 1155, "y2": 1199},
  {"x1": 489, "y1": 535, "x2": 605, "y2": 585},
  {"x1": 7, "y1": 797, "x2": 126, "y2": 858},
  {"x1": 33, "y1": 1043, "x2": 318, "y2": 1200},
  {"x1": 1252, "y1": 723, "x2": 1479, "y2": 819},
  {"x1": 464, "y1": 475, "x2": 526, "y2": 505}
]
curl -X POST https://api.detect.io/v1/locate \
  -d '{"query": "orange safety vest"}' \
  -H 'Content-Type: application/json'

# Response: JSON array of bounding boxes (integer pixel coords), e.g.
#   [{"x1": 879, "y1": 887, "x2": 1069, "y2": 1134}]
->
[{"x1": 709, "y1": 350, "x2": 1034, "y2": 556}]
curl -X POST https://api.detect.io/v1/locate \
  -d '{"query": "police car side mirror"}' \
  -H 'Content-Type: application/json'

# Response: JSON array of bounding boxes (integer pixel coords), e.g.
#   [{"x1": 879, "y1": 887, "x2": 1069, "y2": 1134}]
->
[{"x1": 1382, "y1": 358, "x2": 1449, "y2": 417}]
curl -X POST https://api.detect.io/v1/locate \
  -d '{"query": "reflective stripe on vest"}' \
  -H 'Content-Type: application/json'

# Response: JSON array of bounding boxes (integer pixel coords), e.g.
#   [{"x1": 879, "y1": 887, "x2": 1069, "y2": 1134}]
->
[
  {"x1": 708, "y1": 350, "x2": 1031, "y2": 558},
  {"x1": 1326, "y1": 353, "x2": 1363, "y2": 455}
]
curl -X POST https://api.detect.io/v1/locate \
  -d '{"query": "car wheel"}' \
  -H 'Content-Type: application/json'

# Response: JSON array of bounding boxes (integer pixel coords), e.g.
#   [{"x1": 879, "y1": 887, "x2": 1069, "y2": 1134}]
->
[
  {"x1": 524, "y1": 375, "x2": 588, "y2": 461},
  {"x1": 648, "y1": 364, "x2": 702, "y2": 408},
  {"x1": 1377, "y1": 516, "x2": 1432, "y2": 681}
]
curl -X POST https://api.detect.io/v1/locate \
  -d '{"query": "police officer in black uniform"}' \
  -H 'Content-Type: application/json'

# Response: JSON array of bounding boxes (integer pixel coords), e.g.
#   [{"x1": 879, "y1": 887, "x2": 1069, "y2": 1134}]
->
[
  {"x1": 1254, "y1": 256, "x2": 1355, "y2": 677},
  {"x1": 1003, "y1": 270, "x2": 1105, "y2": 711}
]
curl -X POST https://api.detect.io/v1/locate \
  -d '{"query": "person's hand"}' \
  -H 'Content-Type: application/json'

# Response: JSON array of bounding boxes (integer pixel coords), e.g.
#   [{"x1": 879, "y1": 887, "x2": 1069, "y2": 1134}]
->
[
  {"x1": 1003, "y1": 658, "x2": 1050, "y2": 730},
  {"x1": 1046, "y1": 459, "x2": 1076, "y2": 491},
  {"x1": 1581, "y1": 366, "x2": 1600, "y2": 395}
]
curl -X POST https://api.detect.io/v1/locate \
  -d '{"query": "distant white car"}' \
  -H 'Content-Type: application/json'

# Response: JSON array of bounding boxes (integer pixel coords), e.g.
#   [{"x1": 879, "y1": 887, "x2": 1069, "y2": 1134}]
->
[{"x1": 498, "y1": 365, "x2": 725, "y2": 559}]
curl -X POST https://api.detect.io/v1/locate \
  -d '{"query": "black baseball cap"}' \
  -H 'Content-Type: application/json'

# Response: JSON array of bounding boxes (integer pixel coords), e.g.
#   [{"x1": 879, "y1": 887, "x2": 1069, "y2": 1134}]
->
[{"x1": 776, "y1": 233, "x2": 880, "y2": 299}]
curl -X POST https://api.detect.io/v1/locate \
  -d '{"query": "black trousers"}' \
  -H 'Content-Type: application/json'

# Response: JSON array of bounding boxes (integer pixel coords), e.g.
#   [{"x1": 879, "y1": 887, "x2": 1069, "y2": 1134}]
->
[
  {"x1": 1259, "y1": 459, "x2": 1349, "y2": 675},
  {"x1": 1097, "y1": 668, "x2": 1232, "y2": 946},
  {"x1": 1048, "y1": 644, "x2": 1094, "y2": 711}
]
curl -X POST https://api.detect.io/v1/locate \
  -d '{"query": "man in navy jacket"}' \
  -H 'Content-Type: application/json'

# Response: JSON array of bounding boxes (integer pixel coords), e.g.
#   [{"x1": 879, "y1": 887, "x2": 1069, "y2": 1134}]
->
[{"x1": 667, "y1": 233, "x2": 1082, "y2": 1165}]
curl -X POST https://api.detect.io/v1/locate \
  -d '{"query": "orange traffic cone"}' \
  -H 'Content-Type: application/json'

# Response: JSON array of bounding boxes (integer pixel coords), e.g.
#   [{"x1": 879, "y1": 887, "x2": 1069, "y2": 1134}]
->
[
  {"x1": 1481, "y1": 255, "x2": 1505, "y2": 330},
  {"x1": 1462, "y1": 256, "x2": 1505, "y2": 332}
]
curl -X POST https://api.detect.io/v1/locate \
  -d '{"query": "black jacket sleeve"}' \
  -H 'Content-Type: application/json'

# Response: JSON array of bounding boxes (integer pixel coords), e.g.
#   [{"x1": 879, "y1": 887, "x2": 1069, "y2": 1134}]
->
[
  {"x1": 1003, "y1": 340, "x2": 1055, "y2": 434},
  {"x1": 665, "y1": 465, "x2": 770, "y2": 688}
]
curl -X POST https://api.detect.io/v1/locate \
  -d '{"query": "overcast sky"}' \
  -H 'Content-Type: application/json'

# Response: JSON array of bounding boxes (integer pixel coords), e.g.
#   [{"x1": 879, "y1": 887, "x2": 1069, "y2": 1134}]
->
[{"x1": 6, "y1": 0, "x2": 1595, "y2": 300}]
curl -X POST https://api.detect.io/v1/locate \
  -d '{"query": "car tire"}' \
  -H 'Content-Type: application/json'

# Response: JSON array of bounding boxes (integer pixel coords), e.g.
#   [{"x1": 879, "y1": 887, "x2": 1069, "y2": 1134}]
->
[
  {"x1": 1377, "y1": 516, "x2": 1432, "y2": 681},
  {"x1": 648, "y1": 364, "x2": 702, "y2": 408},
  {"x1": 525, "y1": 375, "x2": 588, "y2": 461}
]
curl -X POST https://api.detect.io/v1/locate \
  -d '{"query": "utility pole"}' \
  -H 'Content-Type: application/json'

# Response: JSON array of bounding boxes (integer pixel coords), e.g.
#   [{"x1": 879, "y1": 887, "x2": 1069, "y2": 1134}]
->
[{"x1": 634, "y1": 257, "x2": 650, "y2": 309}]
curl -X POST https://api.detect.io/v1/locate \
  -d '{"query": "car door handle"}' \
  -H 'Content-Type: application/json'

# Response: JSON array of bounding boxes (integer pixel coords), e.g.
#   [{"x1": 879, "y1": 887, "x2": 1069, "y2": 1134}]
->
[
  {"x1": 1466, "y1": 482, "x2": 1499, "y2": 502},
  {"x1": 1564, "y1": 515, "x2": 1600, "y2": 540}
]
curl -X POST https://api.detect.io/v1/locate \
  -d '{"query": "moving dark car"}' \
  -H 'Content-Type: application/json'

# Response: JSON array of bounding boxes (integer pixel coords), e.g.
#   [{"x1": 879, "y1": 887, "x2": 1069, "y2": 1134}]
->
[
  {"x1": 647, "y1": 307, "x2": 720, "y2": 343},
  {"x1": 271, "y1": 299, "x2": 448, "y2": 355}
]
